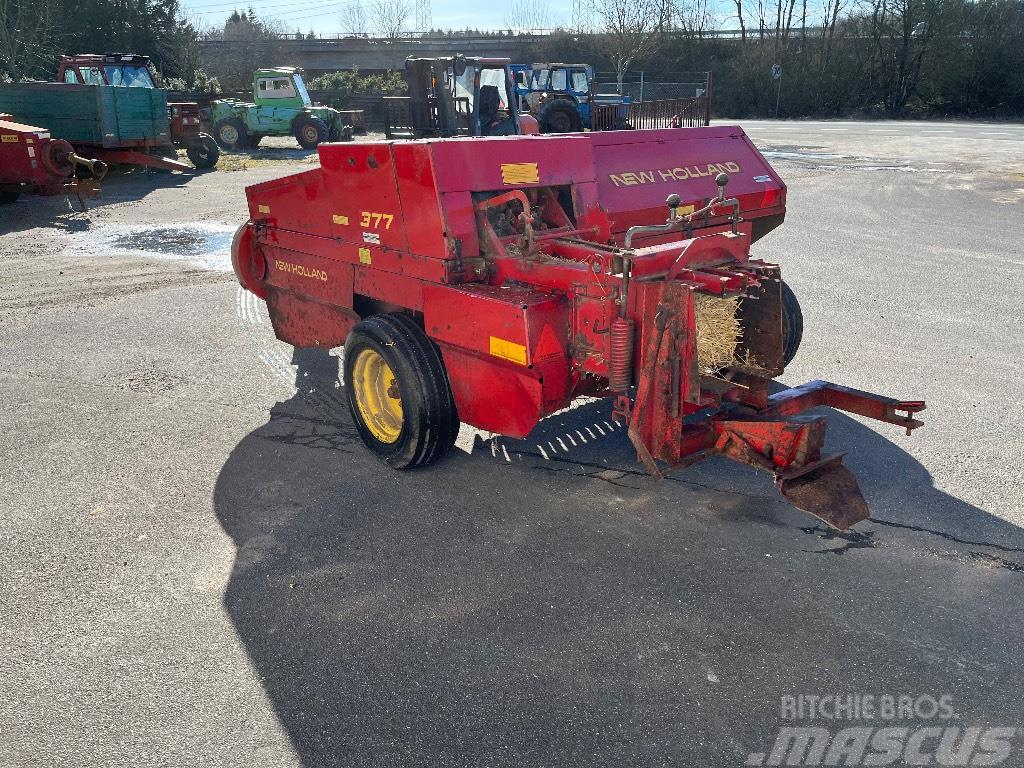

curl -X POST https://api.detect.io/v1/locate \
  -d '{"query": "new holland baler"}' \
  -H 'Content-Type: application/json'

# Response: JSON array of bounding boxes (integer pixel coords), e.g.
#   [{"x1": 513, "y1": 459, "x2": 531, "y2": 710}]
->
[{"x1": 232, "y1": 127, "x2": 925, "y2": 529}]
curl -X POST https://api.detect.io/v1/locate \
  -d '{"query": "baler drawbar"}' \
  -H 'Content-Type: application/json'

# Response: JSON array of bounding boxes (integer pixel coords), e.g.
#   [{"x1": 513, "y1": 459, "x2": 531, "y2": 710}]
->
[{"x1": 232, "y1": 127, "x2": 925, "y2": 529}]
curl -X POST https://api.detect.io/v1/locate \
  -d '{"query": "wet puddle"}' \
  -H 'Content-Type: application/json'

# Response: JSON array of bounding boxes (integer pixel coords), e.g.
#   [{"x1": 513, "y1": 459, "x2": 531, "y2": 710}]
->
[
  {"x1": 760, "y1": 145, "x2": 949, "y2": 173},
  {"x1": 66, "y1": 223, "x2": 236, "y2": 271}
]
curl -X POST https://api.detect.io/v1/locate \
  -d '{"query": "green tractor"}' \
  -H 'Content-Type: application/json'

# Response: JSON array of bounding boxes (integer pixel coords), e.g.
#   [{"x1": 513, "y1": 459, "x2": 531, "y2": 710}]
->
[{"x1": 210, "y1": 67, "x2": 352, "y2": 150}]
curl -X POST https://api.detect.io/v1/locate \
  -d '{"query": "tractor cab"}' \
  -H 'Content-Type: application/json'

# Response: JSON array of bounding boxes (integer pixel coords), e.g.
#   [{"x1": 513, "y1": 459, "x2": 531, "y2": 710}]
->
[
  {"x1": 252, "y1": 67, "x2": 314, "y2": 110},
  {"x1": 514, "y1": 63, "x2": 594, "y2": 109},
  {"x1": 384, "y1": 55, "x2": 538, "y2": 139},
  {"x1": 58, "y1": 53, "x2": 161, "y2": 88}
]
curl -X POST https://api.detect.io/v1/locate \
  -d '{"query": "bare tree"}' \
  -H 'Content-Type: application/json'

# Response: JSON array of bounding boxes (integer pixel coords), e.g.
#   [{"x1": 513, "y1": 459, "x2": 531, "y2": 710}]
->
[
  {"x1": 505, "y1": 0, "x2": 552, "y2": 32},
  {"x1": 0, "y1": 0, "x2": 55, "y2": 80},
  {"x1": 676, "y1": 0, "x2": 713, "y2": 37},
  {"x1": 589, "y1": 0, "x2": 674, "y2": 91},
  {"x1": 371, "y1": 0, "x2": 413, "y2": 38},
  {"x1": 341, "y1": 1, "x2": 370, "y2": 35}
]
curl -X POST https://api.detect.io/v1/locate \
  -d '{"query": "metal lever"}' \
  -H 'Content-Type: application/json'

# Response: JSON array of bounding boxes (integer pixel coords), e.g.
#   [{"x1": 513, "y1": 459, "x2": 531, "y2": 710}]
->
[{"x1": 666, "y1": 193, "x2": 682, "y2": 222}]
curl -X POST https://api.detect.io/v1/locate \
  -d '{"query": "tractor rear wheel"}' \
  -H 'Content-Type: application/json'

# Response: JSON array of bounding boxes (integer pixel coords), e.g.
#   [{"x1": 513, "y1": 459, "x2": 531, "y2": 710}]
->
[
  {"x1": 294, "y1": 116, "x2": 329, "y2": 149},
  {"x1": 781, "y1": 280, "x2": 804, "y2": 367},
  {"x1": 214, "y1": 118, "x2": 248, "y2": 150},
  {"x1": 537, "y1": 99, "x2": 583, "y2": 133},
  {"x1": 343, "y1": 313, "x2": 459, "y2": 469},
  {"x1": 186, "y1": 133, "x2": 220, "y2": 169}
]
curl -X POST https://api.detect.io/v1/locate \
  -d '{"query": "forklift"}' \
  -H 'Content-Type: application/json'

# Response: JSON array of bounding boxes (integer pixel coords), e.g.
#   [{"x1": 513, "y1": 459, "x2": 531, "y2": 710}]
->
[{"x1": 383, "y1": 55, "x2": 538, "y2": 139}]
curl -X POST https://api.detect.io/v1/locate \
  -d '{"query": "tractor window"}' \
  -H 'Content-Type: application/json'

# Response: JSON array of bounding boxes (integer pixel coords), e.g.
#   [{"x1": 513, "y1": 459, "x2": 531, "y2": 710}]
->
[
  {"x1": 571, "y1": 70, "x2": 589, "y2": 94},
  {"x1": 63, "y1": 69, "x2": 80, "y2": 84},
  {"x1": 479, "y1": 67, "x2": 509, "y2": 109},
  {"x1": 104, "y1": 65, "x2": 155, "y2": 88},
  {"x1": 451, "y1": 65, "x2": 477, "y2": 107},
  {"x1": 257, "y1": 78, "x2": 298, "y2": 99},
  {"x1": 294, "y1": 76, "x2": 312, "y2": 105},
  {"x1": 79, "y1": 67, "x2": 104, "y2": 85},
  {"x1": 550, "y1": 69, "x2": 568, "y2": 91},
  {"x1": 530, "y1": 69, "x2": 550, "y2": 89}
]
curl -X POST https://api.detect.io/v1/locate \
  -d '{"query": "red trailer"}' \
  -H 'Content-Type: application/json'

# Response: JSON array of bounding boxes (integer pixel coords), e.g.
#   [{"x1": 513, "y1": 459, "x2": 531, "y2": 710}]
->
[
  {"x1": 0, "y1": 113, "x2": 106, "y2": 204},
  {"x1": 231, "y1": 127, "x2": 925, "y2": 530}
]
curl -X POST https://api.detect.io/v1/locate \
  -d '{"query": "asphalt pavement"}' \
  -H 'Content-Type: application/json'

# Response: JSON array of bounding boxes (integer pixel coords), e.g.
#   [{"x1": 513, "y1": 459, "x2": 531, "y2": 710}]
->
[{"x1": 1, "y1": 122, "x2": 1023, "y2": 767}]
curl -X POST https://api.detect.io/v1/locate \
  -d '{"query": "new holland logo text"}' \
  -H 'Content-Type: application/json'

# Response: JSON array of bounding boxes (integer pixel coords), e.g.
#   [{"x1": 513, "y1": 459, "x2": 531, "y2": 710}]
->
[
  {"x1": 275, "y1": 259, "x2": 327, "y2": 282},
  {"x1": 609, "y1": 161, "x2": 741, "y2": 188}
]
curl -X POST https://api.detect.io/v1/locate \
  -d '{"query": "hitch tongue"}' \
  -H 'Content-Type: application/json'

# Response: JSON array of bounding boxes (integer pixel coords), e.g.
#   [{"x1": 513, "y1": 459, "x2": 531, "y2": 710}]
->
[{"x1": 776, "y1": 454, "x2": 870, "y2": 531}]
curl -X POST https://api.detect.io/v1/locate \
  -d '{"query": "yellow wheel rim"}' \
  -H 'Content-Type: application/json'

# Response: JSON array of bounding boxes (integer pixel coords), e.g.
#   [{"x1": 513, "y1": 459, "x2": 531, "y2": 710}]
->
[{"x1": 352, "y1": 347, "x2": 403, "y2": 444}]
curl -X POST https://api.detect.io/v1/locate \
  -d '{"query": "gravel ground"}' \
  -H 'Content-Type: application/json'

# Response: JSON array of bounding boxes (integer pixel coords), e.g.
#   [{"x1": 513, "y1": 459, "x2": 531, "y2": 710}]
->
[{"x1": 1, "y1": 124, "x2": 1023, "y2": 767}]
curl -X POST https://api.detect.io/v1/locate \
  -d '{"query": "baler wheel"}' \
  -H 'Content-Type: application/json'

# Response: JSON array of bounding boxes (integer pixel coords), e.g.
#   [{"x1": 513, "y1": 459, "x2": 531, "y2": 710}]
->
[
  {"x1": 214, "y1": 118, "x2": 248, "y2": 150},
  {"x1": 344, "y1": 313, "x2": 459, "y2": 469},
  {"x1": 294, "y1": 116, "x2": 329, "y2": 149},
  {"x1": 781, "y1": 280, "x2": 804, "y2": 367}
]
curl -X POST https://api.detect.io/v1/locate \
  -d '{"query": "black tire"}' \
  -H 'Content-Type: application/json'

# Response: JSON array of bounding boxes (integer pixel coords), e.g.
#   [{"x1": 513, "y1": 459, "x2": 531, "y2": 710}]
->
[
  {"x1": 213, "y1": 118, "x2": 248, "y2": 150},
  {"x1": 781, "y1": 280, "x2": 804, "y2": 367},
  {"x1": 186, "y1": 133, "x2": 220, "y2": 169},
  {"x1": 0, "y1": 186, "x2": 19, "y2": 204},
  {"x1": 537, "y1": 99, "x2": 583, "y2": 133},
  {"x1": 343, "y1": 313, "x2": 459, "y2": 469},
  {"x1": 294, "y1": 116, "x2": 329, "y2": 149},
  {"x1": 329, "y1": 123, "x2": 353, "y2": 142}
]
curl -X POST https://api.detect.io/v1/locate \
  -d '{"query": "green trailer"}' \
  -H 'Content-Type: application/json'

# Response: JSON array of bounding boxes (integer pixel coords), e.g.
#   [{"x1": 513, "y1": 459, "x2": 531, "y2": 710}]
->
[{"x1": 0, "y1": 81, "x2": 191, "y2": 171}]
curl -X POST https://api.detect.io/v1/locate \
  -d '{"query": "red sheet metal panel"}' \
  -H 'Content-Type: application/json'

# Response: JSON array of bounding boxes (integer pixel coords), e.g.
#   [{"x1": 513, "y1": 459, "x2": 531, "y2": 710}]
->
[
  {"x1": 422, "y1": 283, "x2": 569, "y2": 368},
  {"x1": 392, "y1": 141, "x2": 450, "y2": 260},
  {"x1": 319, "y1": 142, "x2": 410, "y2": 253},
  {"x1": 438, "y1": 346, "x2": 543, "y2": 438},
  {"x1": 426, "y1": 134, "x2": 596, "y2": 193},
  {"x1": 0, "y1": 119, "x2": 55, "y2": 188},
  {"x1": 587, "y1": 126, "x2": 786, "y2": 238}
]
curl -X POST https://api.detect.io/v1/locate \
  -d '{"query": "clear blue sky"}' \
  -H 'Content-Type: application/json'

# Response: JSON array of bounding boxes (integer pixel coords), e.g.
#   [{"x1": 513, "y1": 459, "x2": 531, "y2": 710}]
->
[{"x1": 181, "y1": 0, "x2": 575, "y2": 35}]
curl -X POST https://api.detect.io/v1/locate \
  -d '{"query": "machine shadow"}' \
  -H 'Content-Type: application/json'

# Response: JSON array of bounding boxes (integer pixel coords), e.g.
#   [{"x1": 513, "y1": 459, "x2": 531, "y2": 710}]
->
[
  {"x1": 213, "y1": 352, "x2": 1024, "y2": 767},
  {"x1": 0, "y1": 167, "x2": 198, "y2": 235}
]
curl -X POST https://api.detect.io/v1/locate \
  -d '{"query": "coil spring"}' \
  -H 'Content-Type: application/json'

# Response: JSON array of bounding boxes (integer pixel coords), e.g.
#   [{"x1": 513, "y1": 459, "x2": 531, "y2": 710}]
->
[{"x1": 608, "y1": 316, "x2": 635, "y2": 392}]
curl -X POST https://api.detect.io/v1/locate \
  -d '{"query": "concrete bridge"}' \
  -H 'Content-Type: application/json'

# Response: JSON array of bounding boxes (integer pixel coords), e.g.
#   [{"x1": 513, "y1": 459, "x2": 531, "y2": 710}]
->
[{"x1": 199, "y1": 35, "x2": 547, "y2": 75}]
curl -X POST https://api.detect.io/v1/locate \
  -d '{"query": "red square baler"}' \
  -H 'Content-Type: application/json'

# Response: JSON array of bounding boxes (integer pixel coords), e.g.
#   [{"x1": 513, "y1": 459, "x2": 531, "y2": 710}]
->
[{"x1": 233, "y1": 127, "x2": 924, "y2": 529}]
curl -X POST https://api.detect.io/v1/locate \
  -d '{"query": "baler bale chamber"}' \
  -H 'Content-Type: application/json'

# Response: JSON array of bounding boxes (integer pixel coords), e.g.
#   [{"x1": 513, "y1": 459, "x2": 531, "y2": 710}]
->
[{"x1": 232, "y1": 127, "x2": 925, "y2": 530}]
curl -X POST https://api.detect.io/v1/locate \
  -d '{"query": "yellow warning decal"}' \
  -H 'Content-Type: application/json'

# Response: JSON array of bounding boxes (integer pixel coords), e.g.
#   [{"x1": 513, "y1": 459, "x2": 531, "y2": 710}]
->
[
  {"x1": 358, "y1": 247, "x2": 372, "y2": 265},
  {"x1": 500, "y1": 162, "x2": 539, "y2": 185},
  {"x1": 333, "y1": 214, "x2": 349, "y2": 225},
  {"x1": 489, "y1": 336, "x2": 527, "y2": 365},
  {"x1": 1, "y1": 135, "x2": 18, "y2": 143},
  {"x1": 257, "y1": 204, "x2": 271, "y2": 214}
]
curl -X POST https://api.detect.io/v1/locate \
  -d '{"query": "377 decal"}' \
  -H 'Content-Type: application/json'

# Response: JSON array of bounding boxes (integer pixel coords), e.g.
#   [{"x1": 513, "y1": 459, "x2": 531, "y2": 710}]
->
[{"x1": 359, "y1": 211, "x2": 394, "y2": 230}]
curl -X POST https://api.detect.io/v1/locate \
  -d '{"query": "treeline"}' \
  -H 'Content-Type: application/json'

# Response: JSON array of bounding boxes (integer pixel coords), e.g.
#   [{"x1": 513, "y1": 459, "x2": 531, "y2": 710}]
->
[
  {"x1": 0, "y1": 0, "x2": 207, "y2": 84},
  {"x1": 527, "y1": 0, "x2": 1024, "y2": 117},
  {"x1": 3, "y1": 0, "x2": 1022, "y2": 117}
]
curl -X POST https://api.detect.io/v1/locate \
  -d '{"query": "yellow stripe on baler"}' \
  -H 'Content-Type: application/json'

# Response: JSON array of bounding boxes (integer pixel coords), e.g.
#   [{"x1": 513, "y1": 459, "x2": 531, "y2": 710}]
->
[
  {"x1": 500, "y1": 162, "x2": 540, "y2": 185},
  {"x1": 489, "y1": 336, "x2": 528, "y2": 365}
]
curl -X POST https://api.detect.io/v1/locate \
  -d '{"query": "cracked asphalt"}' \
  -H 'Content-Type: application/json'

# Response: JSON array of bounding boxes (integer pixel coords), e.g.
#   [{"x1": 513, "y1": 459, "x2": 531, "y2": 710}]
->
[{"x1": 1, "y1": 122, "x2": 1023, "y2": 767}]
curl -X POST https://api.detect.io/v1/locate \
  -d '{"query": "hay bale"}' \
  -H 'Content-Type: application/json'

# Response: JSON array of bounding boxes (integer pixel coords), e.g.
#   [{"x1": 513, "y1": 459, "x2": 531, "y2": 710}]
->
[{"x1": 694, "y1": 294, "x2": 742, "y2": 372}]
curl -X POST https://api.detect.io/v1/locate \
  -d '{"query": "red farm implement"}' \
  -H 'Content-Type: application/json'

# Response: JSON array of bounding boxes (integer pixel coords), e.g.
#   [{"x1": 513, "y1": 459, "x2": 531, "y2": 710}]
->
[
  {"x1": 0, "y1": 113, "x2": 107, "y2": 205},
  {"x1": 231, "y1": 126, "x2": 925, "y2": 530}
]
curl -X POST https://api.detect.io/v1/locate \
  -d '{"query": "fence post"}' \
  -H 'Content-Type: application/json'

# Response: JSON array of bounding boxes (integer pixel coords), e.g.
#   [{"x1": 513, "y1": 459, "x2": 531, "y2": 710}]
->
[{"x1": 639, "y1": 71, "x2": 644, "y2": 103}]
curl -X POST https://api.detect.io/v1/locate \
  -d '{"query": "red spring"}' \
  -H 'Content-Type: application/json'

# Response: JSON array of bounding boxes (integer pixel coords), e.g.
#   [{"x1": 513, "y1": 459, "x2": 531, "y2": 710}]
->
[{"x1": 608, "y1": 316, "x2": 635, "y2": 392}]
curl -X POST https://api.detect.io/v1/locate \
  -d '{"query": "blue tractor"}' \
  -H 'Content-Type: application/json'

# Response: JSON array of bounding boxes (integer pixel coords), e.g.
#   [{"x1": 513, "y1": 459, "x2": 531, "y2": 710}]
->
[{"x1": 510, "y1": 63, "x2": 631, "y2": 133}]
